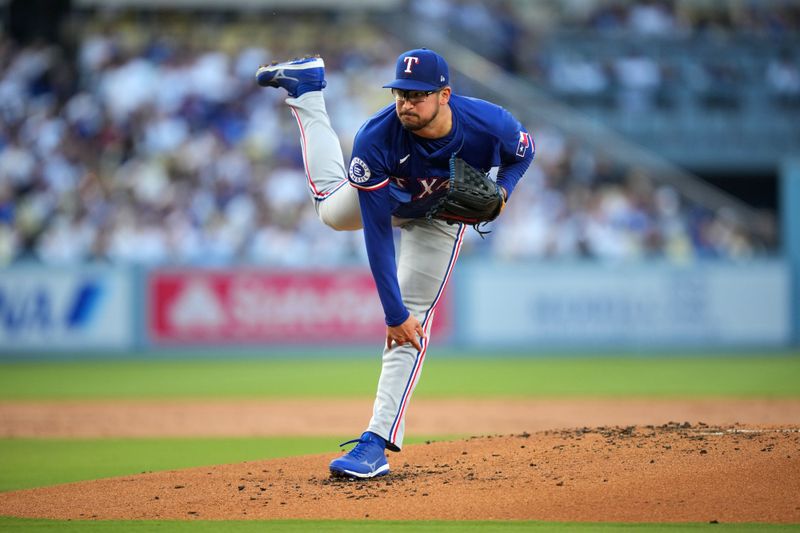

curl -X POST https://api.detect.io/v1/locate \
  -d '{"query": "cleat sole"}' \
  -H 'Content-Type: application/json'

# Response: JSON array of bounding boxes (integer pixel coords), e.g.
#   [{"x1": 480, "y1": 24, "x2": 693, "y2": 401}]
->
[{"x1": 329, "y1": 463, "x2": 390, "y2": 479}]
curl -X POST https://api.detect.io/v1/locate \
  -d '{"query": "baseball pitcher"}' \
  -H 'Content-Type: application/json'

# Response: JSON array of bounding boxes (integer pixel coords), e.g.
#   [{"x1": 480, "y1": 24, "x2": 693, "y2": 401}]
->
[{"x1": 256, "y1": 48, "x2": 534, "y2": 478}]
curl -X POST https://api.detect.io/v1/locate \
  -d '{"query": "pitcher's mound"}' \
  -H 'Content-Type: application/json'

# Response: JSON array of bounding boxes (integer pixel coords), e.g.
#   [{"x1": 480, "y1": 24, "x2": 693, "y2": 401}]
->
[{"x1": 1, "y1": 423, "x2": 798, "y2": 523}]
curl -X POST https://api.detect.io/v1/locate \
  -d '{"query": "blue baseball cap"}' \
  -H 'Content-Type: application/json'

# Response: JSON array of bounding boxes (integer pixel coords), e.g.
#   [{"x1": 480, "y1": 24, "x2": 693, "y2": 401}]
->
[{"x1": 383, "y1": 48, "x2": 450, "y2": 91}]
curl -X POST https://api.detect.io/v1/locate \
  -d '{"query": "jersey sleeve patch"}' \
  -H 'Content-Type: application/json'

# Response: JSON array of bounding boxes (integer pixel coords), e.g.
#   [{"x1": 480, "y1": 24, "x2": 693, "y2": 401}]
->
[
  {"x1": 348, "y1": 156, "x2": 389, "y2": 190},
  {"x1": 349, "y1": 157, "x2": 372, "y2": 183},
  {"x1": 516, "y1": 131, "x2": 533, "y2": 158}
]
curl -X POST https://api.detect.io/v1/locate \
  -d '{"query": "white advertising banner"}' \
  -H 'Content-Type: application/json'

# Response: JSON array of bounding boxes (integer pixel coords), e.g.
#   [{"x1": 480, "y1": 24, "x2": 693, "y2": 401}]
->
[
  {"x1": 0, "y1": 266, "x2": 134, "y2": 350},
  {"x1": 459, "y1": 261, "x2": 791, "y2": 347}
]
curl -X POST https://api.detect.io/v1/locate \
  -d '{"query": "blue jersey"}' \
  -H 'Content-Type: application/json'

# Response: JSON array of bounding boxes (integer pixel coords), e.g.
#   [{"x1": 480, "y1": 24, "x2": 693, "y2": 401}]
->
[{"x1": 347, "y1": 94, "x2": 534, "y2": 326}]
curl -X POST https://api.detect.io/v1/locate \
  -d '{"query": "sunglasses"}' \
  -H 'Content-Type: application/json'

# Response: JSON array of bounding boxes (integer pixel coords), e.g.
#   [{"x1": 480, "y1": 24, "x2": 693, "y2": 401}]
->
[{"x1": 391, "y1": 88, "x2": 440, "y2": 104}]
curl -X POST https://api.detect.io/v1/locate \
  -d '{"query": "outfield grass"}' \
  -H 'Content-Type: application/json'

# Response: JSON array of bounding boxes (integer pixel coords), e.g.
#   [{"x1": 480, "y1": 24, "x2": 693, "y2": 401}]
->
[
  {"x1": 0, "y1": 518, "x2": 797, "y2": 532},
  {"x1": 0, "y1": 353, "x2": 798, "y2": 400}
]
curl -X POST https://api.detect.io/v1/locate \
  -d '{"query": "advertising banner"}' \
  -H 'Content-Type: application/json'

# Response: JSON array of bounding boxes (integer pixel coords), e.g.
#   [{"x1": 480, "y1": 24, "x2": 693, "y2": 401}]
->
[
  {"x1": 0, "y1": 266, "x2": 134, "y2": 351},
  {"x1": 458, "y1": 261, "x2": 791, "y2": 347},
  {"x1": 148, "y1": 269, "x2": 453, "y2": 345}
]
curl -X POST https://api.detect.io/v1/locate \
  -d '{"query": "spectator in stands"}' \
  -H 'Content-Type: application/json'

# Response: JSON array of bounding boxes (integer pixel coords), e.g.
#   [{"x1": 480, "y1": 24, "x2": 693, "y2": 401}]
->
[
  {"x1": 612, "y1": 47, "x2": 662, "y2": 111},
  {"x1": 548, "y1": 52, "x2": 611, "y2": 106},
  {"x1": 767, "y1": 49, "x2": 800, "y2": 107},
  {"x1": 627, "y1": 0, "x2": 678, "y2": 36}
]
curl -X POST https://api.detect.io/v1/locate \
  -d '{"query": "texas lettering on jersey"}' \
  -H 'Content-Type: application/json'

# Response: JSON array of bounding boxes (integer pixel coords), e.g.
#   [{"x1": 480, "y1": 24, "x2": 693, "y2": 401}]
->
[
  {"x1": 390, "y1": 175, "x2": 449, "y2": 201},
  {"x1": 413, "y1": 177, "x2": 449, "y2": 200}
]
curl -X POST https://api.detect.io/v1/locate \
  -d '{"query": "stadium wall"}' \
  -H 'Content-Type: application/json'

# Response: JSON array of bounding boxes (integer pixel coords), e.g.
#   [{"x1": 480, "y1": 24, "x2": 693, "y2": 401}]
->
[{"x1": 0, "y1": 261, "x2": 793, "y2": 357}]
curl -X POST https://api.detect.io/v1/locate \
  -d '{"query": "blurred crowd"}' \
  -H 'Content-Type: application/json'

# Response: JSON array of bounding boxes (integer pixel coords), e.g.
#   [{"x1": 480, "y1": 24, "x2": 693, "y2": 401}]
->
[
  {"x1": 0, "y1": 12, "x2": 396, "y2": 267},
  {"x1": 488, "y1": 126, "x2": 759, "y2": 261},
  {"x1": 514, "y1": 0, "x2": 800, "y2": 35},
  {"x1": 420, "y1": 0, "x2": 800, "y2": 111},
  {"x1": 0, "y1": 3, "x2": 780, "y2": 268}
]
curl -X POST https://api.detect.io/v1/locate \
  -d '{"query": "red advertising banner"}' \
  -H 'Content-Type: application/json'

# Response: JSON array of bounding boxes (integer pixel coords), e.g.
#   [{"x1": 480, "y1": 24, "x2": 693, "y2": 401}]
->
[{"x1": 148, "y1": 269, "x2": 452, "y2": 345}]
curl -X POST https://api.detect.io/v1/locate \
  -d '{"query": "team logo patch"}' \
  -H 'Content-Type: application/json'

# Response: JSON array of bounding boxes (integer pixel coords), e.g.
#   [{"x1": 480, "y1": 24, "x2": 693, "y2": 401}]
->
[
  {"x1": 403, "y1": 56, "x2": 419, "y2": 73},
  {"x1": 349, "y1": 157, "x2": 371, "y2": 183},
  {"x1": 516, "y1": 131, "x2": 532, "y2": 158}
]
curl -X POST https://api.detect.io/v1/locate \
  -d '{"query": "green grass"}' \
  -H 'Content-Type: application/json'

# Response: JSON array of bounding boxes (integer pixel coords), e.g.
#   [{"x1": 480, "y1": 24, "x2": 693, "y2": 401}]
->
[
  {"x1": 0, "y1": 353, "x2": 798, "y2": 400},
  {"x1": 0, "y1": 437, "x2": 330, "y2": 492},
  {"x1": 0, "y1": 518, "x2": 797, "y2": 532},
  {"x1": 0, "y1": 436, "x2": 439, "y2": 492}
]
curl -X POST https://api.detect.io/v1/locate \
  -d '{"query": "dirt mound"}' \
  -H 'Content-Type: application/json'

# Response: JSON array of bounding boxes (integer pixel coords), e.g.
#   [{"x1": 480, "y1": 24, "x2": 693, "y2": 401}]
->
[{"x1": 1, "y1": 424, "x2": 798, "y2": 523}]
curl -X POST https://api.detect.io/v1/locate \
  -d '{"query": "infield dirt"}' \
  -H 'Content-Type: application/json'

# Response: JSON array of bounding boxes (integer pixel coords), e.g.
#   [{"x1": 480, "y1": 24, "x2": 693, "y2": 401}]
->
[{"x1": 0, "y1": 400, "x2": 799, "y2": 523}]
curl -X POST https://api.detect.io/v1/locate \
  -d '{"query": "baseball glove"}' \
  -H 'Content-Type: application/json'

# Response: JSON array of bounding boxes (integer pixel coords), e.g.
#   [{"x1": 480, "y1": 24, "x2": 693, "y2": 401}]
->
[{"x1": 426, "y1": 155, "x2": 506, "y2": 234}]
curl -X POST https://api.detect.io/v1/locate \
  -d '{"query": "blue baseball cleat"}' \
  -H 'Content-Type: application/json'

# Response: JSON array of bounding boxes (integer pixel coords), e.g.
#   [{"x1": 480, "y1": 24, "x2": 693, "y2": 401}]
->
[
  {"x1": 329, "y1": 431, "x2": 390, "y2": 479},
  {"x1": 255, "y1": 56, "x2": 327, "y2": 97}
]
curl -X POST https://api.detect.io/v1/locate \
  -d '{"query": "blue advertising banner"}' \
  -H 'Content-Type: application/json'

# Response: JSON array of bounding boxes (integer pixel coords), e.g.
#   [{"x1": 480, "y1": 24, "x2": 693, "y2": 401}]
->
[{"x1": 0, "y1": 266, "x2": 134, "y2": 351}]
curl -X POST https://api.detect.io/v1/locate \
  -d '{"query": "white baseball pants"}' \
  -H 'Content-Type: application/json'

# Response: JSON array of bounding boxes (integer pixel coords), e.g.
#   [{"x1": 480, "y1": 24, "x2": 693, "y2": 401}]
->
[{"x1": 285, "y1": 92, "x2": 465, "y2": 451}]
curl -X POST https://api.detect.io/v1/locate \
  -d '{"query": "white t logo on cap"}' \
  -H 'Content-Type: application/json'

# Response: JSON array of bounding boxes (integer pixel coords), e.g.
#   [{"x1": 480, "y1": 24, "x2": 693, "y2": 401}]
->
[{"x1": 403, "y1": 56, "x2": 419, "y2": 73}]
